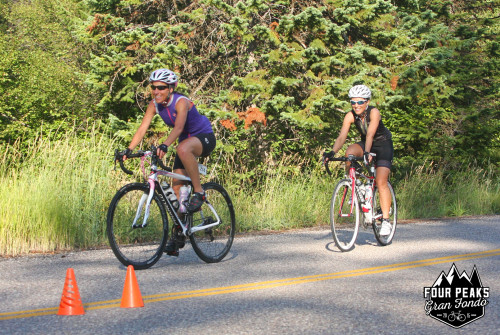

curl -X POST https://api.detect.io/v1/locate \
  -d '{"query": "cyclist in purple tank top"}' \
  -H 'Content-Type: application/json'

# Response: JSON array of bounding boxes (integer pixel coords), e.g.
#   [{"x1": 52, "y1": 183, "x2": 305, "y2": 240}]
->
[
  {"x1": 123, "y1": 69, "x2": 216, "y2": 256},
  {"x1": 155, "y1": 92, "x2": 213, "y2": 142}
]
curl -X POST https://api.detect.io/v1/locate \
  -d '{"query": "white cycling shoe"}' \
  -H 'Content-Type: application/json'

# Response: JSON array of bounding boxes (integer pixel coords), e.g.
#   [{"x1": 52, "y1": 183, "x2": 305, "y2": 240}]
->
[{"x1": 379, "y1": 219, "x2": 392, "y2": 236}]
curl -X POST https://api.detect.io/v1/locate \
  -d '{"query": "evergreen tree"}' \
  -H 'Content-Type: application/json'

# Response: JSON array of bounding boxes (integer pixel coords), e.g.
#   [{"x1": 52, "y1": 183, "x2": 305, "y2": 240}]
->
[
  {"x1": 2, "y1": 0, "x2": 497, "y2": 170},
  {"x1": 0, "y1": 0, "x2": 97, "y2": 143}
]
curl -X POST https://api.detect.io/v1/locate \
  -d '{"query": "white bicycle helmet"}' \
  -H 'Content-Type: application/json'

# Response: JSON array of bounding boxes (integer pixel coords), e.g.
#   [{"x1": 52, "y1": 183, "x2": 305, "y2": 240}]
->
[
  {"x1": 348, "y1": 85, "x2": 371, "y2": 99},
  {"x1": 149, "y1": 69, "x2": 178, "y2": 87}
]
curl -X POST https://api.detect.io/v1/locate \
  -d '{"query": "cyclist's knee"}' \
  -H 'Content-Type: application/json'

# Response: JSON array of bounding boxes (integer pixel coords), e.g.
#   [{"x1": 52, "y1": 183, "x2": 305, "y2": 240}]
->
[
  {"x1": 376, "y1": 174, "x2": 390, "y2": 189},
  {"x1": 177, "y1": 139, "x2": 202, "y2": 158},
  {"x1": 346, "y1": 144, "x2": 362, "y2": 156},
  {"x1": 376, "y1": 166, "x2": 390, "y2": 179},
  {"x1": 377, "y1": 180, "x2": 389, "y2": 190},
  {"x1": 176, "y1": 144, "x2": 192, "y2": 159}
]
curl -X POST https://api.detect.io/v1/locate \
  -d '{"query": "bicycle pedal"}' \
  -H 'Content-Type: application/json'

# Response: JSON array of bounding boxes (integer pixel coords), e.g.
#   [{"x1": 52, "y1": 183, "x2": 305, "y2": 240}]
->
[{"x1": 166, "y1": 250, "x2": 179, "y2": 257}]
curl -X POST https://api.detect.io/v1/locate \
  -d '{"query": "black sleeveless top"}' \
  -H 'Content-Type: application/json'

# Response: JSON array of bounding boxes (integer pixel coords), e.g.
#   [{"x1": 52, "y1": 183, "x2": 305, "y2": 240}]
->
[{"x1": 352, "y1": 106, "x2": 392, "y2": 142}]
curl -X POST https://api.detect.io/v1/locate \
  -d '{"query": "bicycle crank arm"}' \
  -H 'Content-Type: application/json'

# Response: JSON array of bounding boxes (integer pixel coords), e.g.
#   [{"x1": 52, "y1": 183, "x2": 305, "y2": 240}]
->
[{"x1": 371, "y1": 208, "x2": 392, "y2": 222}]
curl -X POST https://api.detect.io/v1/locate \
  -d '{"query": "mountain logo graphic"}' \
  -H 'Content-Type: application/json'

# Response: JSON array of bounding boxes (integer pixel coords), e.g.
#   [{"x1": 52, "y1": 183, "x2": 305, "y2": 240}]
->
[{"x1": 423, "y1": 263, "x2": 489, "y2": 328}]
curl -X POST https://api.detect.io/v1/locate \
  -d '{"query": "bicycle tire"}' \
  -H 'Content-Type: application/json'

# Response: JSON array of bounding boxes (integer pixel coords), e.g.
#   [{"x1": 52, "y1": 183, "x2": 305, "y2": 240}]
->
[
  {"x1": 330, "y1": 179, "x2": 360, "y2": 251},
  {"x1": 372, "y1": 181, "x2": 397, "y2": 246},
  {"x1": 107, "y1": 183, "x2": 169, "y2": 269},
  {"x1": 188, "y1": 182, "x2": 235, "y2": 263}
]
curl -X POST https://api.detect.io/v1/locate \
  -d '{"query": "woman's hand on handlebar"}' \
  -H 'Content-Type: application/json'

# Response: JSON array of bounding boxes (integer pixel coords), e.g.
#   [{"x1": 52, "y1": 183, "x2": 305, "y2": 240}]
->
[
  {"x1": 114, "y1": 148, "x2": 134, "y2": 175},
  {"x1": 322, "y1": 151, "x2": 335, "y2": 176},
  {"x1": 323, "y1": 150, "x2": 335, "y2": 163},
  {"x1": 363, "y1": 151, "x2": 371, "y2": 165},
  {"x1": 157, "y1": 144, "x2": 168, "y2": 159},
  {"x1": 363, "y1": 152, "x2": 376, "y2": 166},
  {"x1": 116, "y1": 148, "x2": 131, "y2": 162}
]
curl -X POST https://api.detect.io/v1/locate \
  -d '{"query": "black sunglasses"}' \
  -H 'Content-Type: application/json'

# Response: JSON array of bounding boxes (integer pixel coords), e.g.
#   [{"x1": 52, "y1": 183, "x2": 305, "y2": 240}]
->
[
  {"x1": 151, "y1": 85, "x2": 169, "y2": 91},
  {"x1": 350, "y1": 100, "x2": 368, "y2": 105}
]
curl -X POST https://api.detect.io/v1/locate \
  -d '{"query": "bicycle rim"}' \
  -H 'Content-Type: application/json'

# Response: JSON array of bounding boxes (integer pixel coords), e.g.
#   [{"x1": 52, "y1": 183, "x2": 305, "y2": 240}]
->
[
  {"x1": 107, "y1": 183, "x2": 168, "y2": 269},
  {"x1": 372, "y1": 181, "x2": 397, "y2": 246},
  {"x1": 188, "y1": 182, "x2": 235, "y2": 263},
  {"x1": 330, "y1": 179, "x2": 359, "y2": 251}
]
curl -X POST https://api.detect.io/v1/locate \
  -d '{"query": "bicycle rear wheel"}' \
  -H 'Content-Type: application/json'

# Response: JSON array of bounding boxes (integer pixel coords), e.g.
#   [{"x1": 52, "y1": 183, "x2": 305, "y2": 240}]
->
[
  {"x1": 372, "y1": 181, "x2": 397, "y2": 245},
  {"x1": 188, "y1": 182, "x2": 235, "y2": 263},
  {"x1": 107, "y1": 183, "x2": 168, "y2": 269},
  {"x1": 330, "y1": 179, "x2": 360, "y2": 252}
]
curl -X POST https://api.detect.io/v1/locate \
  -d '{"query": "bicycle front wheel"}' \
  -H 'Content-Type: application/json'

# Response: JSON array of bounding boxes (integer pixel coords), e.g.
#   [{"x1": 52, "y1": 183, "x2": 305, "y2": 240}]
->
[
  {"x1": 107, "y1": 183, "x2": 168, "y2": 269},
  {"x1": 330, "y1": 179, "x2": 360, "y2": 251},
  {"x1": 188, "y1": 182, "x2": 235, "y2": 263},
  {"x1": 372, "y1": 181, "x2": 397, "y2": 246}
]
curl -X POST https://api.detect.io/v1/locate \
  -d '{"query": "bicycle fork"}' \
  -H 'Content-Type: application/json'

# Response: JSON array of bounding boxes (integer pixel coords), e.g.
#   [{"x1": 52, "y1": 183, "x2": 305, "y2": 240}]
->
[{"x1": 132, "y1": 179, "x2": 155, "y2": 228}]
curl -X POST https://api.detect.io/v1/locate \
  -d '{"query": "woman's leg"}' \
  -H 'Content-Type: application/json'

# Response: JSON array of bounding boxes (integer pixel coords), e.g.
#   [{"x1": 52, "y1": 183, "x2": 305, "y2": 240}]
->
[
  {"x1": 345, "y1": 143, "x2": 364, "y2": 156},
  {"x1": 375, "y1": 166, "x2": 392, "y2": 219},
  {"x1": 345, "y1": 143, "x2": 363, "y2": 169},
  {"x1": 175, "y1": 137, "x2": 204, "y2": 193},
  {"x1": 171, "y1": 170, "x2": 187, "y2": 199}
]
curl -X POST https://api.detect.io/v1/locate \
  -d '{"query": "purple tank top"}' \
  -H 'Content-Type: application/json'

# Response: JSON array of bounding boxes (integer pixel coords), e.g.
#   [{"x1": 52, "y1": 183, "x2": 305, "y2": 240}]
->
[{"x1": 154, "y1": 93, "x2": 213, "y2": 142}]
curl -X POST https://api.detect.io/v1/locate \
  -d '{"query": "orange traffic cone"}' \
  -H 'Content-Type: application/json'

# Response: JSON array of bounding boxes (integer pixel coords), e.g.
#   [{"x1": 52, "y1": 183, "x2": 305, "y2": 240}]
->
[
  {"x1": 57, "y1": 268, "x2": 85, "y2": 315},
  {"x1": 120, "y1": 265, "x2": 144, "y2": 308}
]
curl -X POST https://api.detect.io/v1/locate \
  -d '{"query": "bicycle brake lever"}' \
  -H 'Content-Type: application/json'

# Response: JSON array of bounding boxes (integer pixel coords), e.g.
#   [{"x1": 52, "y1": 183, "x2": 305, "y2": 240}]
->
[{"x1": 324, "y1": 160, "x2": 332, "y2": 176}]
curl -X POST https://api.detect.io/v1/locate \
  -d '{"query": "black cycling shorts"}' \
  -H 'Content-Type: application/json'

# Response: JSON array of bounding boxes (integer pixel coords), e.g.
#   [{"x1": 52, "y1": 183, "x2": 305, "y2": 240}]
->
[
  {"x1": 356, "y1": 139, "x2": 393, "y2": 169},
  {"x1": 173, "y1": 132, "x2": 216, "y2": 170}
]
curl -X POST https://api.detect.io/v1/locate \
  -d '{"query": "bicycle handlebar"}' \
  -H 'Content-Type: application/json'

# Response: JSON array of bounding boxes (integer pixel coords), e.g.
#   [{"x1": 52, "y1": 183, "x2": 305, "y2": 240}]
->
[
  {"x1": 114, "y1": 146, "x2": 172, "y2": 175},
  {"x1": 328, "y1": 155, "x2": 365, "y2": 162},
  {"x1": 323, "y1": 154, "x2": 375, "y2": 176}
]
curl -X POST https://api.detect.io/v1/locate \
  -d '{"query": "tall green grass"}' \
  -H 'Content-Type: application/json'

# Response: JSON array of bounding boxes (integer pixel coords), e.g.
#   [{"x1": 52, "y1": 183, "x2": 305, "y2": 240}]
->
[
  {"x1": 396, "y1": 163, "x2": 500, "y2": 219},
  {"x1": 0, "y1": 126, "x2": 120, "y2": 255},
  {"x1": 221, "y1": 156, "x2": 332, "y2": 232},
  {"x1": 0, "y1": 129, "x2": 498, "y2": 256}
]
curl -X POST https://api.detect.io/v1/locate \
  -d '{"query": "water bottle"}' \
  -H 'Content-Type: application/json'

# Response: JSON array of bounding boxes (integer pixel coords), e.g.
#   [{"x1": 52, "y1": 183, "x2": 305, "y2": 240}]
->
[
  {"x1": 357, "y1": 181, "x2": 365, "y2": 199},
  {"x1": 362, "y1": 185, "x2": 372, "y2": 213},
  {"x1": 161, "y1": 182, "x2": 179, "y2": 210},
  {"x1": 179, "y1": 185, "x2": 191, "y2": 213}
]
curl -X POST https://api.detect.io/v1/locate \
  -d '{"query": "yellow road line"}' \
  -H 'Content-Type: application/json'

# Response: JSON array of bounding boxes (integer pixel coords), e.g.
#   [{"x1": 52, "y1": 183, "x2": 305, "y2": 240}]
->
[{"x1": 2, "y1": 248, "x2": 499, "y2": 320}]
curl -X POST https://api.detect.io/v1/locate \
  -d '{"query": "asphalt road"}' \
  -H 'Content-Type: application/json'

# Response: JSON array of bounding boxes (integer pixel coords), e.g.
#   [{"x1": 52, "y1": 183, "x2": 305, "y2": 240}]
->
[{"x1": 1, "y1": 215, "x2": 499, "y2": 334}]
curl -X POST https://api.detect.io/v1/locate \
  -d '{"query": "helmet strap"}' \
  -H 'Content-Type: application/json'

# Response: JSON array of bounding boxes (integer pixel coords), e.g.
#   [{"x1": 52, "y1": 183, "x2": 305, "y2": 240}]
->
[
  {"x1": 160, "y1": 87, "x2": 174, "y2": 105},
  {"x1": 359, "y1": 109, "x2": 367, "y2": 119},
  {"x1": 353, "y1": 106, "x2": 368, "y2": 120}
]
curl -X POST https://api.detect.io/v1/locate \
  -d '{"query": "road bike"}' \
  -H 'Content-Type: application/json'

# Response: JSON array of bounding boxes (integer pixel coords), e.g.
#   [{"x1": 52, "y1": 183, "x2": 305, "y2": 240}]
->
[
  {"x1": 107, "y1": 146, "x2": 235, "y2": 269},
  {"x1": 447, "y1": 310, "x2": 467, "y2": 322},
  {"x1": 324, "y1": 154, "x2": 397, "y2": 251}
]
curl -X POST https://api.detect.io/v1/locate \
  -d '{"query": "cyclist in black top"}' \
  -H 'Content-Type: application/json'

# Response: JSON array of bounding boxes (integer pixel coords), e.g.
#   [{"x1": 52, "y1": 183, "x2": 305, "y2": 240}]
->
[{"x1": 324, "y1": 85, "x2": 394, "y2": 236}]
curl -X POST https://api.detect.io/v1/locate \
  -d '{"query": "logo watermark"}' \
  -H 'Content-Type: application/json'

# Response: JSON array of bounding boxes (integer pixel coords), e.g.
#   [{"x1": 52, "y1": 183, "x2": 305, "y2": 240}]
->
[{"x1": 423, "y1": 263, "x2": 489, "y2": 328}]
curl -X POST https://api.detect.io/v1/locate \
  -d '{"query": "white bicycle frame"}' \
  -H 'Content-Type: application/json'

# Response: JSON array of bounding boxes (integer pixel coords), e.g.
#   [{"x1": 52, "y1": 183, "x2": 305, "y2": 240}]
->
[{"x1": 131, "y1": 152, "x2": 221, "y2": 236}]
